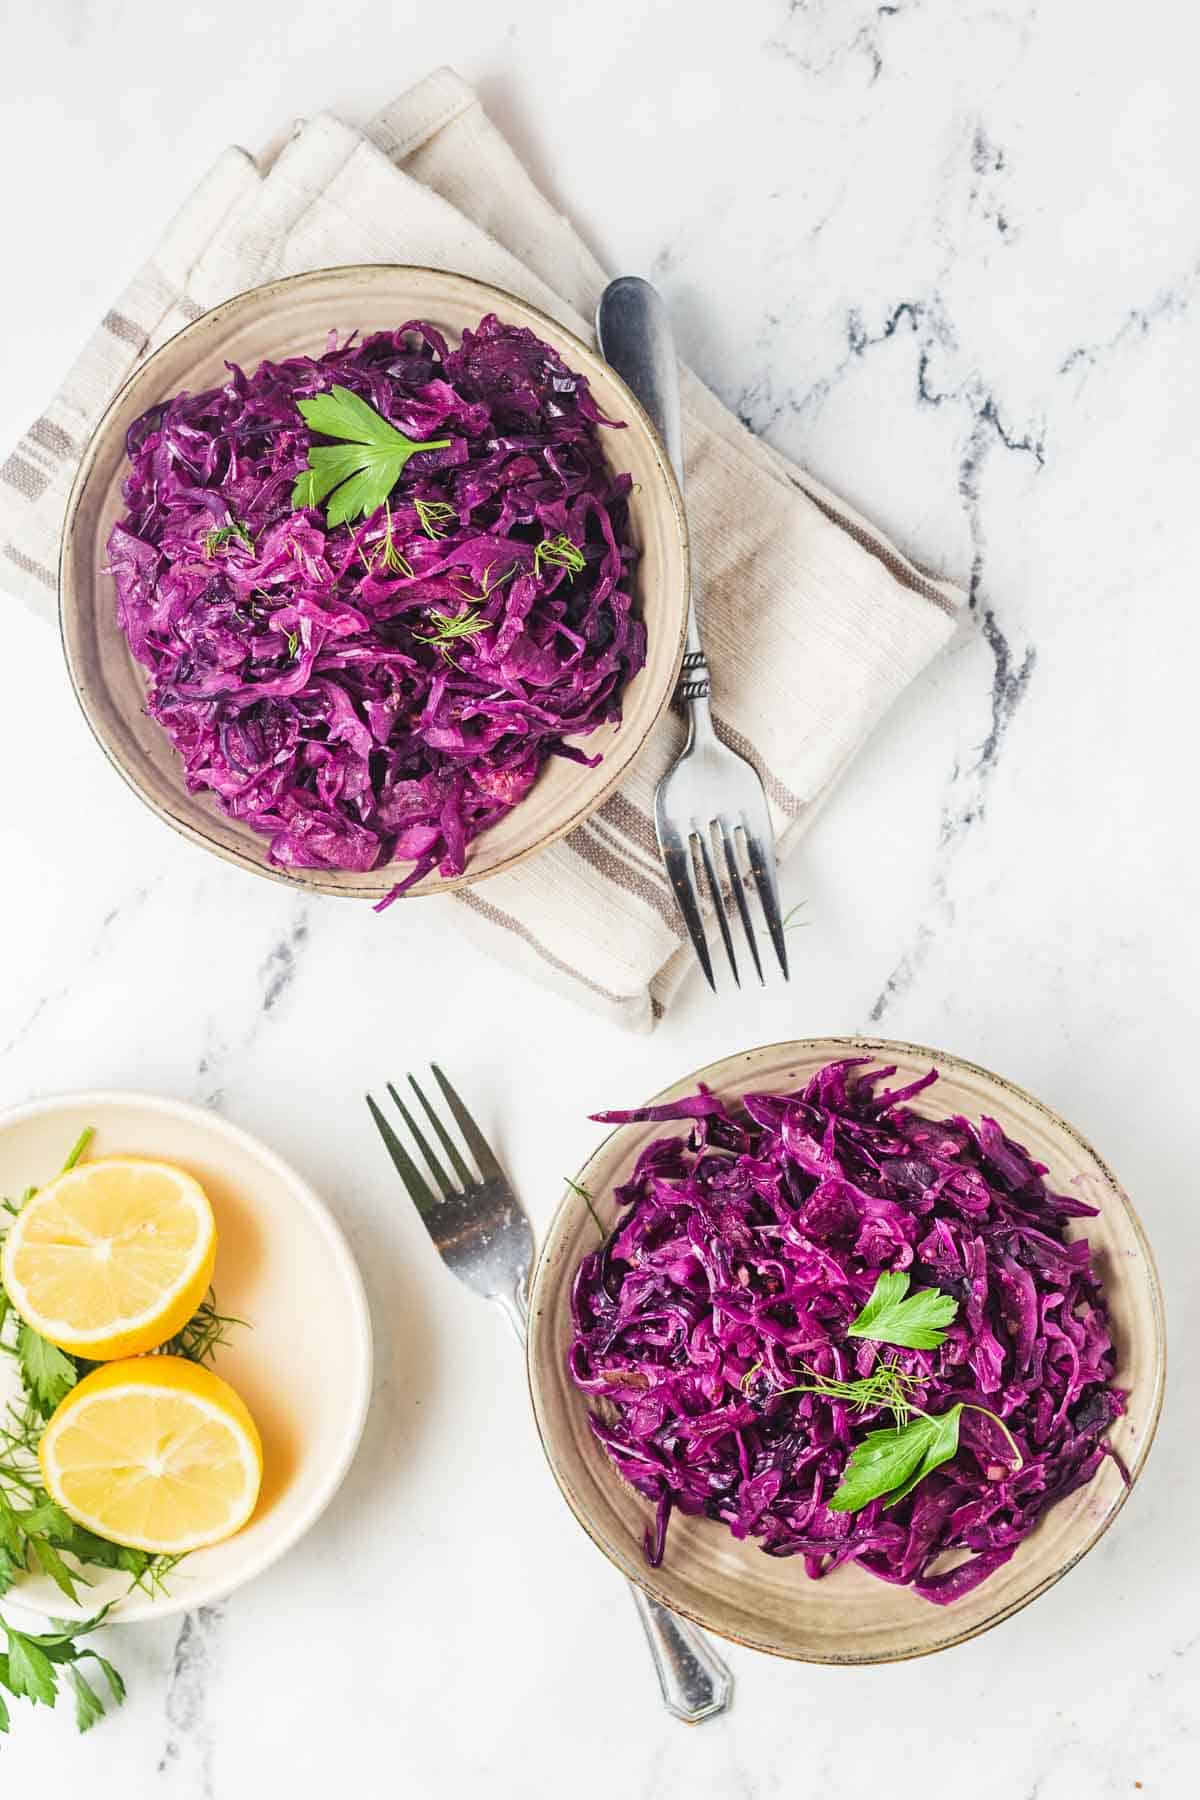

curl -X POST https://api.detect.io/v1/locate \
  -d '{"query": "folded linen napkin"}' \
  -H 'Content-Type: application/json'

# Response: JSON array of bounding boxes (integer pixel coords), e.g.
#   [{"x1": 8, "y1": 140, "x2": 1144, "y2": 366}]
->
[{"x1": 0, "y1": 67, "x2": 963, "y2": 1031}]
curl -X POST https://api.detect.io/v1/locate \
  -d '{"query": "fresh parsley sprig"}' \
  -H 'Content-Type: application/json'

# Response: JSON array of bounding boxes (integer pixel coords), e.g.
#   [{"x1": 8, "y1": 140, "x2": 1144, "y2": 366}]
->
[
  {"x1": 829, "y1": 1400, "x2": 1023, "y2": 1512},
  {"x1": 766, "y1": 1352, "x2": 1023, "y2": 1512},
  {"x1": 847, "y1": 1270, "x2": 959, "y2": 1350},
  {"x1": 754, "y1": 1261, "x2": 1018, "y2": 1513},
  {"x1": 0, "y1": 1609, "x2": 124, "y2": 1735},
  {"x1": 16, "y1": 1327, "x2": 77, "y2": 1418},
  {"x1": 291, "y1": 386, "x2": 451, "y2": 527}
]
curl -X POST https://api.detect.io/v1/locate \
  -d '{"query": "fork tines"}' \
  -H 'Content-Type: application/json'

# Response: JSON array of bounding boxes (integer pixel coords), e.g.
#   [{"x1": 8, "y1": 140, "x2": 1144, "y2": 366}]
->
[
  {"x1": 658, "y1": 813, "x2": 789, "y2": 992},
  {"x1": 366, "y1": 1067, "x2": 532, "y2": 1326},
  {"x1": 366, "y1": 1064, "x2": 500, "y2": 1214}
]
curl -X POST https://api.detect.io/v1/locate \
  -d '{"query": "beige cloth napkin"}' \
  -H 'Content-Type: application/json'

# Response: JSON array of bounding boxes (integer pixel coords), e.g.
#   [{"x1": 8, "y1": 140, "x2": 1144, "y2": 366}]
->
[{"x1": 0, "y1": 67, "x2": 963, "y2": 1030}]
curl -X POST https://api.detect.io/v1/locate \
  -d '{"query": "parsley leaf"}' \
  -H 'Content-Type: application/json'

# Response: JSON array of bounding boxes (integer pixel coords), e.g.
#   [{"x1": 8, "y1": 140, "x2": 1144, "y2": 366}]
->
[
  {"x1": 291, "y1": 386, "x2": 451, "y2": 527},
  {"x1": 829, "y1": 1406, "x2": 964, "y2": 1512},
  {"x1": 0, "y1": 1494, "x2": 22, "y2": 1559},
  {"x1": 829, "y1": 1398, "x2": 1024, "y2": 1512},
  {"x1": 0, "y1": 1611, "x2": 125, "y2": 1735},
  {"x1": 16, "y1": 1325, "x2": 79, "y2": 1418},
  {"x1": 881, "y1": 1408, "x2": 966, "y2": 1507},
  {"x1": 27, "y1": 1534, "x2": 86, "y2": 1605},
  {"x1": 85, "y1": 1649, "x2": 125, "y2": 1705},
  {"x1": 69, "y1": 1665, "x2": 105, "y2": 1732},
  {"x1": 18, "y1": 1499, "x2": 85, "y2": 1540},
  {"x1": 3, "y1": 1627, "x2": 57, "y2": 1706},
  {"x1": 847, "y1": 1270, "x2": 958, "y2": 1350}
]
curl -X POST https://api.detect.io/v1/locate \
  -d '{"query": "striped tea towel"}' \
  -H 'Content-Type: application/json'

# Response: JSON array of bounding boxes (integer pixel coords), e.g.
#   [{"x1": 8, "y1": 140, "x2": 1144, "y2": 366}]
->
[{"x1": 0, "y1": 66, "x2": 964, "y2": 1031}]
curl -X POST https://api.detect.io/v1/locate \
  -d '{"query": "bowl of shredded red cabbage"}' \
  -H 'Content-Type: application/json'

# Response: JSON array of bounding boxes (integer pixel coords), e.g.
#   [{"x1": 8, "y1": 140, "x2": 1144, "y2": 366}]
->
[
  {"x1": 528, "y1": 1041, "x2": 1163, "y2": 1663},
  {"x1": 61, "y1": 267, "x2": 688, "y2": 900}
]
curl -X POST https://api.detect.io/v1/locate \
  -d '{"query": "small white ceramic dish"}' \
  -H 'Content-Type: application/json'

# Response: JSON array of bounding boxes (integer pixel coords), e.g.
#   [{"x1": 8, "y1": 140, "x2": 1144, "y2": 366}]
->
[{"x1": 0, "y1": 1091, "x2": 372, "y2": 1624}]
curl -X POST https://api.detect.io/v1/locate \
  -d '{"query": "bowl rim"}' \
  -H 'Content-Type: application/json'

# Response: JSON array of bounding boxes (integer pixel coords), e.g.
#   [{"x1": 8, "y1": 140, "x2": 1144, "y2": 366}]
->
[
  {"x1": 526, "y1": 1034, "x2": 1167, "y2": 1664},
  {"x1": 58, "y1": 261, "x2": 690, "y2": 900},
  {"x1": 0, "y1": 1087, "x2": 373, "y2": 1625}
]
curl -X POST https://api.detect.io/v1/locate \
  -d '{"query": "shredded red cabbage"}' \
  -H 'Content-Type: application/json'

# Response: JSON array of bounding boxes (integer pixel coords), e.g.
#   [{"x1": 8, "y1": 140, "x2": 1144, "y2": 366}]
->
[
  {"x1": 569, "y1": 1059, "x2": 1124, "y2": 1605},
  {"x1": 107, "y1": 317, "x2": 643, "y2": 901}
]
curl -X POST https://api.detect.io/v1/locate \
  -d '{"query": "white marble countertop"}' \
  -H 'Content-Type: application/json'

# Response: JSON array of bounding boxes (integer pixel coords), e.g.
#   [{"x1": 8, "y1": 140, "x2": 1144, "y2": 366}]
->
[{"x1": 0, "y1": 2, "x2": 1193, "y2": 1794}]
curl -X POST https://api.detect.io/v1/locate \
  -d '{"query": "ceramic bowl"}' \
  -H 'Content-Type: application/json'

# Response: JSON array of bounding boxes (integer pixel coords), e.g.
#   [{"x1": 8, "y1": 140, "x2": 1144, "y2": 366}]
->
[
  {"x1": 0, "y1": 1091, "x2": 371, "y2": 1623},
  {"x1": 527, "y1": 1037, "x2": 1165, "y2": 1664},
  {"x1": 59, "y1": 264, "x2": 688, "y2": 899}
]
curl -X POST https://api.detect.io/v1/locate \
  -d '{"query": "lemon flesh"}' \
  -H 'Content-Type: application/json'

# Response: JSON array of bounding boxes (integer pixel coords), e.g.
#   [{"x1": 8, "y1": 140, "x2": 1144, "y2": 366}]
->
[
  {"x1": 0, "y1": 1158, "x2": 216, "y2": 1358},
  {"x1": 39, "y1": 1356, "x2": 263, "y2": 1553}
]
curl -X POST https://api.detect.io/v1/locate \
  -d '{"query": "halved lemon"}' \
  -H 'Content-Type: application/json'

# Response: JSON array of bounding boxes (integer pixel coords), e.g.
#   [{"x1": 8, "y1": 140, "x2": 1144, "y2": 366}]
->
[
  {"x1": 39, "y1": 1356, "x2": 263, "y2": 1553},
  {"x1": 0, "y1": 1158, "x2": 217, "y2": 1358}
]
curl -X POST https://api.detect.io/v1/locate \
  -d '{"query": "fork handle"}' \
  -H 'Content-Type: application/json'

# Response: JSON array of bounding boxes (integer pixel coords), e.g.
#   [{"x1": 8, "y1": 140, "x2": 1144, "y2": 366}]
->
[
  {"x1": 499, "y1": 1285, "x2": 733, "y2": 1723},
  {"x1": 596, "y1": 277, "x2": 713, "y2": 710},
  {"x1": 628, "y1": 1586, "x2": 734, "y2": 1723}
]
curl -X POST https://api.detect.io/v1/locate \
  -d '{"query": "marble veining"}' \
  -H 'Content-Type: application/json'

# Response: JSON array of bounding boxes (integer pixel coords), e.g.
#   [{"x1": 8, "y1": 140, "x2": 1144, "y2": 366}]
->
[
  {"x1": 1058, "y1": 253, "x2": 1200, "y2": 378},
  {"x1": 158, "y1": 1607, "x2": 224, "y2": 1794},
  {"x1": 770, "y1": 0, "x2": 908, "y2": 87},
  {"x1": 259, "y1": 907, "x2": 311, "y2": 1014}
]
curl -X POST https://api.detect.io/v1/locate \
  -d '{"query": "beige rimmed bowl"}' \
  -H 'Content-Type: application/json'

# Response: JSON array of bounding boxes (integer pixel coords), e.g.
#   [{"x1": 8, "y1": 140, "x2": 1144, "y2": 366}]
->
[
  {"x1": 59, "y1": 265, "x2": 688, "y2": 899},
  {"x1": 0, "y1": 1091, "x2": 372, "y2": 1624},
  {"x1": 527, "y1": 1037, "x2": 1165, "y2": 1664}
]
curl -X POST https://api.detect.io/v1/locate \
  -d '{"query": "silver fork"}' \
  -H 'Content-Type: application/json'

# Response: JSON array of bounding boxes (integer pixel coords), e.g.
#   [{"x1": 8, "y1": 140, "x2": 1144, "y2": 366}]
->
[
  {"x1": 365, "y1": 1066, "x2": 734, "y2": 1724},
  {"x1": 597, "y1": 276, "x2": 789, "y2": 989}
]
